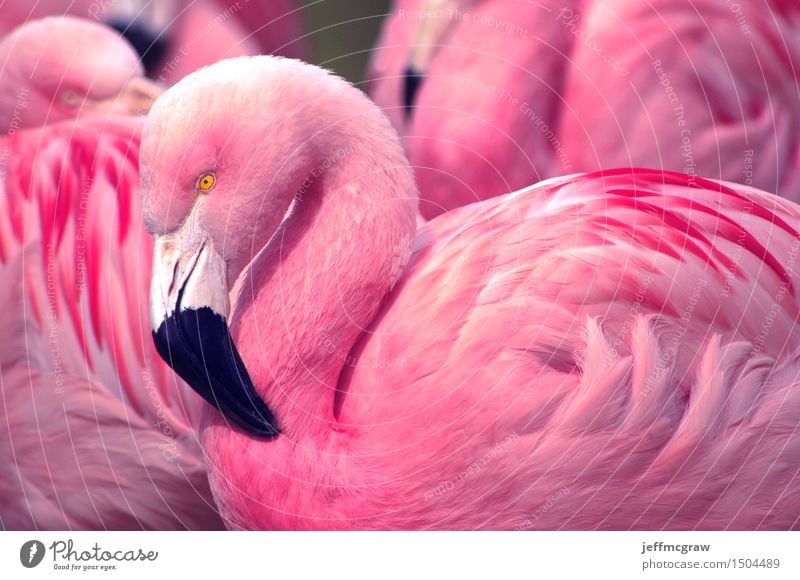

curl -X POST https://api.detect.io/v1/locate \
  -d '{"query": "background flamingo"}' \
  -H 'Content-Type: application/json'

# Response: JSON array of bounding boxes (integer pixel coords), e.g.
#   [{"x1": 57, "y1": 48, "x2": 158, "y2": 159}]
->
[
  {"x1": 0, "y1": 0, "x2": 310, "y2": 86},
  {"x1": 559, "y1": 0, "x2": 800, "y2": 201},
  {"x1": 143, "y1": 56, "x2": 800, "y2": 530},
  {"x1": 368, "y1": 0, "x2": 800, "y2": 219},
  {"x1": 0, "y1": 17, "x2": 222, "y2": 530},
  {"x1": 124, "y1": 0, "x2": 310, "y2": 86},
  {"x1": 0, "y1": 16, "x2": 160, "y2": 132}
]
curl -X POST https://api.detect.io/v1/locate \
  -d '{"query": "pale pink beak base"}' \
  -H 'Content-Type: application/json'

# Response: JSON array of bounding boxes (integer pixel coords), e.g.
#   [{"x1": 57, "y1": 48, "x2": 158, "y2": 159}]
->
[{"x1": 93, "y1": 76, "x2": 163, "y2": 117}]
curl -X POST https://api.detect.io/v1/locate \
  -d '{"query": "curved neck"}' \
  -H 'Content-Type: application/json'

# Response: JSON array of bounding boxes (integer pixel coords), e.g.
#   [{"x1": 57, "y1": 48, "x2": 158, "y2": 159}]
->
[{"x1": 227, "y1": 108, "x2": 418, "y2": 441}]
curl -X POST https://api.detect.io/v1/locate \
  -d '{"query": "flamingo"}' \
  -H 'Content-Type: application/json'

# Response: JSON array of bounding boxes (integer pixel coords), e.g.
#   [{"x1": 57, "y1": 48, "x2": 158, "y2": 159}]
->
[
  {"x1": 368, "y1": 0, "x2": 800, "y2": 219},
  {"x1": 0, "y1": 1, "x2": 95, "y2": 36},
  {"x1": 0, "y1": 17, "x2": 222, "y2": 530},
  {"x1": 0, "y1": 16, "x2": 160, "y2": 131},
  {"x1": 215, "y1": 0, "x2": 309, "y2": 61},
  {"x1": 143, "y1": 56, "x2": 800, "y2": 530},
  {"x1": 0, "y1": 0, "x2": 309, "y2": 86},
  {"x1": 559, "y1": 0, "x2": 800, "y2": 201}
]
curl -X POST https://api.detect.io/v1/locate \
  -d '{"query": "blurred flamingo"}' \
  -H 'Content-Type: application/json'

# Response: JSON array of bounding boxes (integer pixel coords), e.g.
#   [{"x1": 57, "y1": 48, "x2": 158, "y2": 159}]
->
[
  {"x1": 0, "y1": 0, "x2": 310, "y2": 85},
  {"x1": 143, "y1": 56, "x2": 800, "y2": 530},
  {"x1": 368, "y1": 0, "x2": 800, "y2": 219},
  {"x1": 0, "y1": 0, "x2": 96, "y2": 36},
  {"x1": 559, "y1": 0, "x2": 800, "y2": 202},
  {"x1": 120, "y1": 0, "x2": 310, "y2": 86},
  {"x1": 0, "y1": 17, "x2": 222, "y2": 530}
]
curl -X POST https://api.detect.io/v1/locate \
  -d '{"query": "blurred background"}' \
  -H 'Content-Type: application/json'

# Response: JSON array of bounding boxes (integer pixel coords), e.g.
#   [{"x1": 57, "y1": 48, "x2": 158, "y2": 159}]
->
[{"x1": 303, "y1": 1, "x2": 391, "y2": 84}]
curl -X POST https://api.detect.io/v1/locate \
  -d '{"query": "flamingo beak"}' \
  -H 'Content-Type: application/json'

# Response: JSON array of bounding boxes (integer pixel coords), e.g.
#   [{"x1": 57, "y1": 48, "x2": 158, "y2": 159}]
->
[
  {"x1": 90, "y1": 77, "x2": 163, "y2": 117},
  {"x1": 402, "y1": 65, "x2": 425, "y2": 120},
  {"x1": 403, "y1": 0, "x2": 460, "y2": 118},
  {"x1": 149, "y1": 230, "x2": 279, "y2": 438}
]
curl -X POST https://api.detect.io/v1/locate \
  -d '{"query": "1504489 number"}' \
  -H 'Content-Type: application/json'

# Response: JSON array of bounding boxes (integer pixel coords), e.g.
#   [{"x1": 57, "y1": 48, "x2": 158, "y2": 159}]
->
[{"x1": 735, "y1": 559, "x2": 780, "y2": 568}]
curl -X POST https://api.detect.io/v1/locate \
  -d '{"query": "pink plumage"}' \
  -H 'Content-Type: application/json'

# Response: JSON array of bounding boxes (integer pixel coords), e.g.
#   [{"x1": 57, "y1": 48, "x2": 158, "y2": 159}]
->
[
  {"x1": 142, "y1": 56, "x2": 800, "y2": 530},
  {"x1": 368, "y1": 0, "x2": 800, "y2": 219},
  {"x1": 0, "y1": 0, "x2": 96, "y2": 35},
  {"x1": 0, "y1": 17, "x2": 222, "y2": 530}
]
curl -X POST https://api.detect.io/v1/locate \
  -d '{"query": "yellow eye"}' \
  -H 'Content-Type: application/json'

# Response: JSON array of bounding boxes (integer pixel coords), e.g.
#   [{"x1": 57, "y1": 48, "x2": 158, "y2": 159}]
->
[{"x1": 197, "y1": 173, "x2": 216, "y2": 192}]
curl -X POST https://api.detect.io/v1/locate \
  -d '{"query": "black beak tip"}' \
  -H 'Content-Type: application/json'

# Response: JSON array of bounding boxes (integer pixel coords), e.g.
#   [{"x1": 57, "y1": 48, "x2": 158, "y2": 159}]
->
[
  {"x1": 106, "y1": 17, "x2": 169, "y2": 77},
  {"x1": 152, "y1": 306, "x2": 280, "y2": 439},
  {"x1": 403, "y1": 65, "x2": 424, "y2": 121}
]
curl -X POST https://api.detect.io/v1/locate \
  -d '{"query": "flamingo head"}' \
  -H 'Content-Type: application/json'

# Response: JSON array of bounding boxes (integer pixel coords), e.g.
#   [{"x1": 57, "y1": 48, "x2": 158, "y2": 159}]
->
[
  {"x1": 0, "y1": 16, "x2": 161, "y2": 131},
  {"x1": 141, "y1": 56, "x2": 343, "y2": 438}
]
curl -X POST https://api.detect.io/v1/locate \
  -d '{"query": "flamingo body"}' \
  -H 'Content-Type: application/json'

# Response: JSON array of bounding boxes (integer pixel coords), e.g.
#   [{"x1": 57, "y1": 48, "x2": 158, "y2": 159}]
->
[
  {"x1": 0, "y1": 115, "x2": 222, "y2": 530},
  {"x1": 369, "y1": 0, "x2": 800, "y2": 218},
  {"x1": 142, "y1": 57, "x2": 800, "y2": 530},
  {"x1": 560, "y1": 0, "x2": 800, "y2": 200},
  {"x1": 213, "y1": 170, "x2": 800, "y2": 530}
]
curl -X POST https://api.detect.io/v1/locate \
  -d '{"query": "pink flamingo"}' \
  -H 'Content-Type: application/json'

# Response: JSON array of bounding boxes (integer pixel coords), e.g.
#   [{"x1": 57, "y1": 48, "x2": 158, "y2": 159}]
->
[
  {"x1": 217, "y1": 0, "x2": 309, "y2": 60},
  {"x1": 129, "y1": 0, "x2": 266, "y2": 86},
  {"x1": 368, "y1": 0, "x2": 572, "y2": 220},
  {"x1": 136, "y1": 0, "x2": 309, "y2": 85},
  {"x1": 143, "y1": 56, "x2": 800, "y2": 530},
  {"x1": 559, "y1": 0, "x2": 800, "y2": 201},
  {"x1": 368, "y1": 0, "x2": 800, "y2": 219},
  {"x1": 0, "y1": 1, "x2": 96, "y2": 36},
  {"x1": 0, "y1": 17, "x2": 222, "y2": 530},
  {"x1": 0, "y1": 0, "x2": 309, "y2": 86},
  {"x1": 0, "y1": 15, "x2": 161, "y2": 131}
]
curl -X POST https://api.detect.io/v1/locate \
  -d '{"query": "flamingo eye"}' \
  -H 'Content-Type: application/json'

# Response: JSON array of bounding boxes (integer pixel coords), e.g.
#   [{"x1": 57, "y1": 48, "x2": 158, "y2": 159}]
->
[
  {"x1": 197, "y1": 173, "x2": 216, "y2": 192},
  {"x1": 60, "y1": 89, "x2": 81, "y2": 108}
]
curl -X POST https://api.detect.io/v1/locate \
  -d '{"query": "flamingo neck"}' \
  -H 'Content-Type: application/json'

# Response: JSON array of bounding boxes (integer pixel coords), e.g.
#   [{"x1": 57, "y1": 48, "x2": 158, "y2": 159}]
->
[{"x1": 227, "y1": 114, "x2": 418, "y2": 443}]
